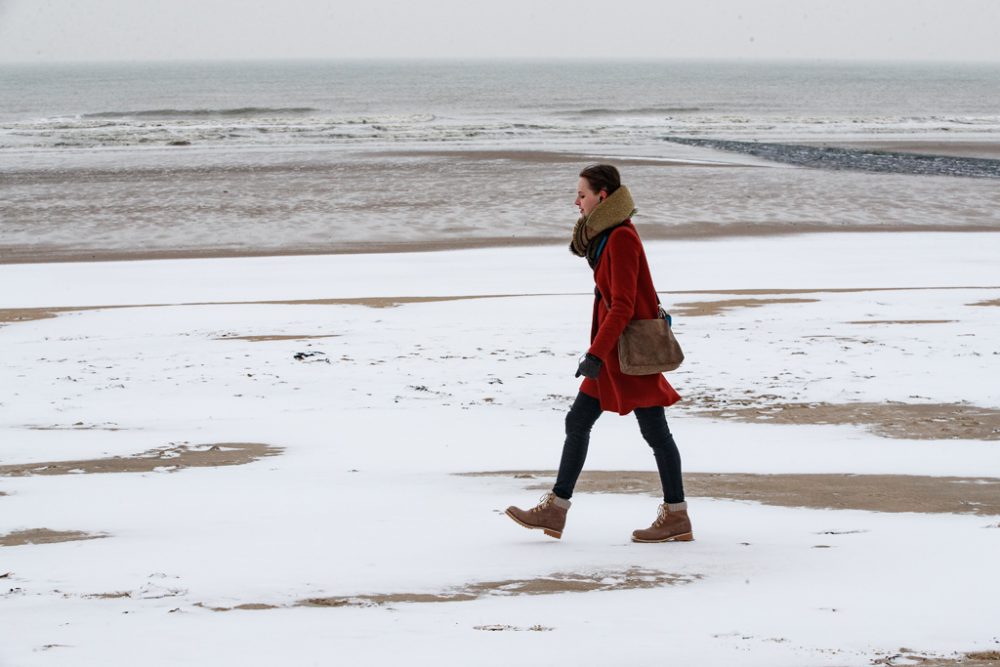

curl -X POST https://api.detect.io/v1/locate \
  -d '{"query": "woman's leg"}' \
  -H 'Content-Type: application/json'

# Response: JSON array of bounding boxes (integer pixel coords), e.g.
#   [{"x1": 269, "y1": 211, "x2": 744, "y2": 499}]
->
[
  {"x1": 552, "y1": 391, "x2": 603, "y2": 500},
  {"x1": 634, "y1": 406, "x2": 685, "y2": 504}
]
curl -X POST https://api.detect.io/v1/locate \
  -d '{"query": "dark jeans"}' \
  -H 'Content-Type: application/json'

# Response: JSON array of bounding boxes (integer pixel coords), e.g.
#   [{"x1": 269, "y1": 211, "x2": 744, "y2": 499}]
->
[{"x1": 552, "y1": 391, "x2": 684, "y2": 504}]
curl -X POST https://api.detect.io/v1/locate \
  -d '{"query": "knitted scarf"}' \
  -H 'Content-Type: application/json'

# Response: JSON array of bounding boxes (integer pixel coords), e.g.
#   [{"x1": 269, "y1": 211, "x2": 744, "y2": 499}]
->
[{"x1": 569, "y1": 185, "x2": 637, "y2": 269}]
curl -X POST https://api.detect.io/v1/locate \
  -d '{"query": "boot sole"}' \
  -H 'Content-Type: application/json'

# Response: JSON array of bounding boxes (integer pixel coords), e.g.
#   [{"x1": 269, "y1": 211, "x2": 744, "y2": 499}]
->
[
  {"x1": 631, "y1": 532, "x2": 694, "y2": 544},
  {"x1": 505, "y1": 509, "x2": 562, "y2": 539}
]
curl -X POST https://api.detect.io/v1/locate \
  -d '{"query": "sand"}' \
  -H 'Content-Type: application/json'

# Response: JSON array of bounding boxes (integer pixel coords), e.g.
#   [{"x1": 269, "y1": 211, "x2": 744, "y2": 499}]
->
[
  {"x1": 0, "y1": 529, "x2": 108, "y2": 548},
  {"x1": 0, "y1": 294, "x2": 536, "y2": 327},
  {"x1": 698, "y1": 402, "x2": 1000, "y2": 441},
  {"x1": 364, "y1": 149, "x2": 742, "y2": 168},
  {"x1": 274, "y1": 567, "x2": 701, "y2": 607},
  {"x1": 5, "y1": 285, "x2": 997, "y2": 330},
  {"x1": 7, "y1": 224, "x2": 1000, "y2": 265},
  {"x1": 182, "y1": 567, "x2": 695, "y2": 611},
  {"x1": 846, "y1": 319, "x2": 955, "y2": 325},
  {"x1": 194, "y1": 602, "x2": 281, "y2": 611},
  {"x1": 84, "y1": 592, "x2": 133, "y2": 600},
  {"x1": 871, "y1": 649, "x2": 1000, "y2": 667},
  {"x1": 0, "y1": 443, "x2": 281, "y2": 477},
  {"x1": 672, "y1": 297, "x2": 818, "y2": 317},
  {"x1": 0, "y1": 238, "x2": 567, "y2": 265},
  {"x1": 215, "y1": 334, "x2": 341, "y2": 342},
  {"x1": 6, "y1": 141, "x2": 999, "y2": 265},
  {"x1": 0, "y1": 306, "x2": 77, "y2": 325},
  {"x1": 464, "y1": 471, "x2": 1000, "y2": 516},
  {"x1": 298, "y1": 568, "x2": 697, "y2": 609},
  {"x1": 669, "y1": 286, "x2": 1000, "y2": 296},
  {"x1": 28, "y1": 422, "x2": 124, "y2": 432}
]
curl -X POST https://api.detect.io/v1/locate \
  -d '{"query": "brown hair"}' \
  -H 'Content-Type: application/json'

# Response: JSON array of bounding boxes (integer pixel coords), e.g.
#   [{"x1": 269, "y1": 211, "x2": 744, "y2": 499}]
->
[{"x1": 579, "y1": 164, "x2": 621, "y2": 196}]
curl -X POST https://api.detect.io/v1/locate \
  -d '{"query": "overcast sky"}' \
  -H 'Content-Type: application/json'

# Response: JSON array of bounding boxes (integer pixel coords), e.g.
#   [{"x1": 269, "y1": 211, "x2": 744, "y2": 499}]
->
[{"x1": 0, "y1": 0, "x2": 998, "y2": 64}]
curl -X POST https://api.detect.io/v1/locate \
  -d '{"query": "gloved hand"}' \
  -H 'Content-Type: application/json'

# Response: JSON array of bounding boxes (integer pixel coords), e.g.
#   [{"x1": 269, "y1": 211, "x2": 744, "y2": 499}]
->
[{"x1": 575, "y1": 353, "x2": 603, "y2": 379}]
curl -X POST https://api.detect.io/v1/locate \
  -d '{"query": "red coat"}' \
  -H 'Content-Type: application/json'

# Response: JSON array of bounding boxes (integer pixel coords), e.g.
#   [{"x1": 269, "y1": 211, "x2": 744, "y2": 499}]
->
[{"x1": 580, "y1": 221, "x2": 681, "y2": 415}]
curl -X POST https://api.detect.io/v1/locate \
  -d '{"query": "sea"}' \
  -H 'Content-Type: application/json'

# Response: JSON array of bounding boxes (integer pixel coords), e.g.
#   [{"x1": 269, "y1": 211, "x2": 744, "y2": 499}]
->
[
  {"x1": 2, "y1": 60, "x2": 999, "y2": 259},
  {"x1": 4, "y1": 59, "x2": 1000, "y2": 151}
]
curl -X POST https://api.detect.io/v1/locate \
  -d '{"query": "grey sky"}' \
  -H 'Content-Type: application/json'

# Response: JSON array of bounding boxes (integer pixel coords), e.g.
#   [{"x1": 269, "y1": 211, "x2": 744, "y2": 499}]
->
[{"x1": 1, "y1": 0, "x2": 998, "y2": 64}]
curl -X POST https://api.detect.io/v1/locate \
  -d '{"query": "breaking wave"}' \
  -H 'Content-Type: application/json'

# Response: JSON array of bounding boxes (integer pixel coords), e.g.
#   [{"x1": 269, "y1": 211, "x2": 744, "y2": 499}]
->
[
  {"x1": 82, "y1": 107, "x2": 321, "y2": 119},
  {"x1": 574, "y1": 107, "x2": 704, "y2": 117}
]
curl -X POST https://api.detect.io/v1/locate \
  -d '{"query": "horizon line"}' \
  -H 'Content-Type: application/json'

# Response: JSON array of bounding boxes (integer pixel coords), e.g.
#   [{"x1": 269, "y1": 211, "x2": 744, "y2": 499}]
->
[{"x1": 3, "y1": 55, "x2": 1000, "y2": 67}]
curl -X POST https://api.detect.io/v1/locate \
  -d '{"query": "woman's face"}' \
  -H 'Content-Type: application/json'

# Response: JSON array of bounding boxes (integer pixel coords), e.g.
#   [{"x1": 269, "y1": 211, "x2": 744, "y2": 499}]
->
[{"x1": 575, "y1": 177, "x2": 605, "y2": 218}]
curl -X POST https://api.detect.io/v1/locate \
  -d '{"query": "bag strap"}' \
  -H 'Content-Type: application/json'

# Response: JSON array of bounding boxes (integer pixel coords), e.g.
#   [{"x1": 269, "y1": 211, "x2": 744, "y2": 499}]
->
[
  {"x1": 592, "y1": 227, "x2": 669, "y2": 324},
  {"x1": 597, "y1": 287, "x2": 668, "y2": 323},
  {"x1": 592, "y1": 233, "x2": 610, "y2": 265}
]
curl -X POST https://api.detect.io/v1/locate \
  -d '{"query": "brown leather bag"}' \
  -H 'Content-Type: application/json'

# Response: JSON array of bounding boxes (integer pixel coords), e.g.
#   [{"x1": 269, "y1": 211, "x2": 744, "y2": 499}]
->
[
  {"x1": 617, "y1": 305, "x2": 684, "y2": 375},
  {"x1": 601, "y1": 294, "x2": 684, "y2": 376}
]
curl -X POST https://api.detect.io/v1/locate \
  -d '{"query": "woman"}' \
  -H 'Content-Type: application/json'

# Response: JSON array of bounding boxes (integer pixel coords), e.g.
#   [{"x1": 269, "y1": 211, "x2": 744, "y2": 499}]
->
[{"x1": 506, "y1": 164, "x2": 691, "y2": 543}]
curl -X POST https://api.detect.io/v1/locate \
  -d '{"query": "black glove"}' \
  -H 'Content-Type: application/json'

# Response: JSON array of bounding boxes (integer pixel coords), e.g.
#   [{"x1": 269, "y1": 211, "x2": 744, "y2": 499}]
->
[{"x1": 575, "y1": 353, "x2": 603, "y2": 379}]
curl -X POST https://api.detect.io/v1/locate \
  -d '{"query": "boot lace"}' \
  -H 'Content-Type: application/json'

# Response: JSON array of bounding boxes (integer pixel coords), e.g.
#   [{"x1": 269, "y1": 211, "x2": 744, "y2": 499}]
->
[
  {"x1": 652, "y1": 504, "x2": 668, "y2": 527},
  {"x1": 531, "y1": 492, "x2": 554, "y2": 512}
]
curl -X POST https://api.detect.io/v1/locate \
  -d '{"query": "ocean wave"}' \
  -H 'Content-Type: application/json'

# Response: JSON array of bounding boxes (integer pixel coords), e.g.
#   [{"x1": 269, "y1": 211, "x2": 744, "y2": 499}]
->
[
  {"x1": 82, "y1": 107, "x2": 322, "y2": 119},
  {"x1": 573, "y1": 107, "x2": 704, "y2": 117},
  {"x1": 3, "y1": 112, "x2": 1000, "y2": 153}
]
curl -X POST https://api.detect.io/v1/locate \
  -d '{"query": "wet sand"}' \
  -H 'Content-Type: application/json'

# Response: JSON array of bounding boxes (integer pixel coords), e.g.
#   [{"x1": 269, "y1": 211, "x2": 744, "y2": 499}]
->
[
  {"x1": 465, "y1": 471, "x2": 1000, "y2": 516},
  {"x1": 0, "y1": 529, "x2": 108, "y2": 547},
  {"x1": 846, "y1": 319, "x2": 955, "y2": 325},
  {"x1": 0, "y1": 443, "x2": 281, "y2": 477},
  {"x1": 672, "y1": 297, "x2": 818, "y2": 317},
  {"x1": 215, "y1": 334, "x2": 341, "y2": 342},
  {"x1": 297, "y1": 567, "x2": 695, "y2": 608},
  {"x1": 0, "y1": 237, "x2": 564, "y2": 265},
  {"x1": 699, "y1": 402, "x2": 1000, "y2": 441},
  {"x1": 5, "y1": 223, "x2": 1000, "y2": 265},
  {"x1": 669, "y1": 286, "x2": 1000, "y2": 296},
  {"x1": 27, "y1": 422, "x2": 124, "y2": 432},
  {"x1": 182, "y1": 568, "x2": 694, "y2": 611},
  {"x1": 5, "y1": 139, "x2": 999, "y2": 265},
  {"x1": 4, "y1": 285, "x2": 998, "y2": 330},
  {"x1": 365, "y1": 149, "x2": 743, "y2": 168},
  {"x1": 0, "y1": 306, "x2": 74, "y2": 325},
  {"x1": 0, "y1": 294, "x2": 540, "y2": 327},
  {"x1": 871, "y1": 649, "x2": 1000, "y2": 667}
]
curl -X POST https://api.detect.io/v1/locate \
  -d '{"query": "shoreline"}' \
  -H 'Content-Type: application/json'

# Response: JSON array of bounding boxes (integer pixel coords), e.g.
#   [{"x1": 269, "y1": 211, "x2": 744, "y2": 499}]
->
[{"x1": 3, "y1": 224, "x2": 999, "y2": 265}]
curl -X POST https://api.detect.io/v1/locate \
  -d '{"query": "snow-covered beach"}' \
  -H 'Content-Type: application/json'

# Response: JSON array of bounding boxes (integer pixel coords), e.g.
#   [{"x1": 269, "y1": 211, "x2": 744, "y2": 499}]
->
[
  {"x1": 3, "y1": 57, "x2": 1000, "y2": 666},
  {"x1": 2, "y1": 231, "x2": 999, "y2": 665}
]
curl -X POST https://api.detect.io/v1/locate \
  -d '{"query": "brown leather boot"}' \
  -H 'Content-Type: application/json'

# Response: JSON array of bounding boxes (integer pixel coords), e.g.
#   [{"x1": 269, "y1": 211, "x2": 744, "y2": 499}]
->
[
  {"x1": 631, "y1": 502, "x2": 694, "y2": 543},
  {"x1": 505, "y1": 492, "x2": 571, "y2": 539}
]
